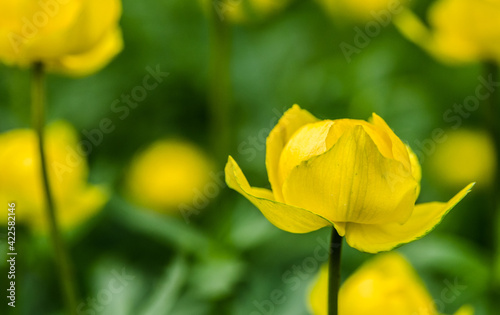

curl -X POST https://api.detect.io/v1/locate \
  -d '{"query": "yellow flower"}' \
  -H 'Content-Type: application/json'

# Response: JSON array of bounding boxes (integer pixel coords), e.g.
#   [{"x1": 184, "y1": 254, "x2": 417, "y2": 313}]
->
[
  {"x1": 126, "y1": 139, "x2": 214, "y2": 213},
  {"x1": 225, "y1": 105, "x2": 473, "y2": 253},
  {"x1": 200, "y1": 0, "x2": 290, "y2": 24},
  {"x1": 394, "y1": 0, "x2": 500, "y2": 64},
  {"x1": 429, "y1": 129, "x2": 497, "y2": 189},
  {"x1": 0, "y1": 122, "x2": 108, "y2": 233},
  {"x1": 0, "y1": 0, "x2": 123, "y2": 76},
  {"x1": 309, "y1": 252, "x2": 474, "y2": 315},
  {"x1": 315, "y1": 0, "x2": 411, "y2": 22}
]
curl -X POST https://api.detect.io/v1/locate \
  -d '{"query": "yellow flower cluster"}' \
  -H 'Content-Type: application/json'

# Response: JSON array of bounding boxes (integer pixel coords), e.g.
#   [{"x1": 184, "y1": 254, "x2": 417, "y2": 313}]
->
[
  {"x1": 0, "y1": 122, "x2": 108, "y2": 233},
  {"x1": 225, "y1": 105, "x2": 473, "y2": 253},
  {"x1": 0, "y1": 0, "x2": 123, "y2": 76}
]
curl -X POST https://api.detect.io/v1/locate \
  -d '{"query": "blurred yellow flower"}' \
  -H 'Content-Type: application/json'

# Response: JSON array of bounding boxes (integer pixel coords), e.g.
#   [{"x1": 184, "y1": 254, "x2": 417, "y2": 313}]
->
[
  {"x1": 429, "y1": 129, "x2": 497, "y2": 189},
  {"x1": 0, "y1": 0, "x2": 123, "y2": 76},
  {"x1": 225, "y1": 105, "x2": 473, "y2": 253},
  {"x1": 316, "y1": 0, "x2": 410, "y2": 22},
  {"x1": 201, "y1": 0, "x2": 290, "y2": 24},
  {"x1": 0, "y1": 122, "x2": 108, "y2": 233},
  {"x1": 394, "y1": 0, "x2": 500, "y2": 64},
  {"x1": 126, "y1": 139, "x2": 214, "y2": 213},
  {"x1": 309, "y1": 252, "x2": 474, "y2": 315}
]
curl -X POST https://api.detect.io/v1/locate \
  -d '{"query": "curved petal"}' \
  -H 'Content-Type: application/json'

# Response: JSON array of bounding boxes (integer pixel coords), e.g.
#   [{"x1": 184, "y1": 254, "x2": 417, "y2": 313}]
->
[
  {"x1": 283, "y1": 126, "x2": 417, "y2": 225},
  {"x1": 226, "y1": 156, "x2": 340, "y2": 234},
  {"x1": 265, "y1": 105, "x2": 318, "y2": 202},
  {"x1": 278, "y1": 120, "x2": 334, "y2": 187},
  {"x1": 344, "y1": 183, "x2": 474, "y2": 253},
  {"x1": 406, "y1": 144, "x2": 422, "y2": 197},
  {"x1": 49, "y1": 27, "x2": 123, "y2": 77},
  {"x1": 371, "y1": 113, "x2": 412, "y2": 171},
  {"x1": 326, "y1": 119, "x2": 394, "y2": 160}
]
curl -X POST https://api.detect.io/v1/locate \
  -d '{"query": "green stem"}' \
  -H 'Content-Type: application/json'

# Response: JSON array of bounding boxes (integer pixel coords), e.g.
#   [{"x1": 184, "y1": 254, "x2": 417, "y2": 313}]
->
[
  {"x1": 328, "y1": 227, "x2": 343, "y2": 315},
  {"x1": 208, "y1": 7, "x2": 232, "y2": 165},
  {"x1": 32, "y1": 62, "x2": 78, "y2": 315}
]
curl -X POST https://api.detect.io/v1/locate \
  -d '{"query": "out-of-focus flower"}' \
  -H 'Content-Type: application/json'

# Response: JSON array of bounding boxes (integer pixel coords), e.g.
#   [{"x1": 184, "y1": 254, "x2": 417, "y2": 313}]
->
[
  {"x1": 225, "y1": 105, "x2": 473, "y2": 253},
  {"x1": 0, "y1": 0, "x2": 123, "y2": 76},
  {"x1": 126, "y1": 139, "x2": 214, "y2": 213},
  {"x1": 0, "y1": 122, "x2": 108, "y2": 232},
  {"x1": 315, "y1": 0, "x2": 411, "y2": 22},
  {"x1": 309, "y1": 252, "x2": 474, "y2": 315},
  {"x1": 394, "y1": 0, "x2": 500, "y2": 64},
  {"x1": 429, "y1": 129, "x2": 497, "y2": 189},
  {"x1": 200, "y1": 0, "x2": 290, "y2": 24}
]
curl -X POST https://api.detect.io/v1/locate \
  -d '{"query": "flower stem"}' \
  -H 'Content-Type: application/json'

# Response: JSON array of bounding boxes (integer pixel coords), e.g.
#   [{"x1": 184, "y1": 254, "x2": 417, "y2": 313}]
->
[
  {"x1": 208, "y1": 7, "x2": 232, "y2": 164},
  {"x1": 328, "y1": 227, "x2": 343, "y2": 315},
  {"x1": 32, "y1": 62, "x2": 78, "y2": 315}
]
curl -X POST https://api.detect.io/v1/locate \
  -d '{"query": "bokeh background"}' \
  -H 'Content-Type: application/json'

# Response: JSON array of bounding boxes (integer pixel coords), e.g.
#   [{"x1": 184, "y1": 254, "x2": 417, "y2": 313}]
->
[{"x1": 0, "y1": 0, "x2": 498, "y2": 314}]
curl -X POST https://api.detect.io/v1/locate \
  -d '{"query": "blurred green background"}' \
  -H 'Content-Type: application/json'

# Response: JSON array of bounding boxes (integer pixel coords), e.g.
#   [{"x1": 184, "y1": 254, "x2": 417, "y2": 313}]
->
[{"x1": 0, "y1": 0, "x2": 497, "y2": 314}]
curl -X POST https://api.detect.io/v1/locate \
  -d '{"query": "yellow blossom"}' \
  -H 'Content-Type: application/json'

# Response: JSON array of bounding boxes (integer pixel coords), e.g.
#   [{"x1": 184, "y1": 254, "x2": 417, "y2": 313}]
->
[
  {"x1": 309, "y1": 252, "x2": 474, "y2": 315},
  {"x1": 200, "y1": 0, "x2": 290, "y2": 24},
  {"x1": 126, "y1": 139, "x2": 214, "y2": 213},
  {"x1": 394, "y1": 0, "x2": 500, "y2": 64},
  {"x1": 429, "y1": 129, "x2": 496, "y2": 189},
  {"x1": 0, "y1": 122, "x2": 108, "y2": 233},
  {"x1": 225, "y1": 105, "x2": 473, "y2": 253},
  {"x1": 0, "y1": 0, "x2": 123, "y2": 76}
]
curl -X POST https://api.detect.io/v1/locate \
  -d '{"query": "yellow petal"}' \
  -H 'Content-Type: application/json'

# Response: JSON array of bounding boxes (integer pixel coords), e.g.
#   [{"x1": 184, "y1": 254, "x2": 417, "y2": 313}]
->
[
  {"x1": 278, "y1": 120, "x2": 334, "y2": 188},
  {"x1": 406, "y1": 145, "x2": 422, "y2": 184},
  {"x1": 309, "y1": 253, "x2": 437, "y2": 315},
  {"x1": 339, "y1": 253, "x2": 436, "y2": 315},
  {"x1": 225, "y1": 156, "x2": 337, "y2": 234},
  {"x1": 393, "y1": 8, "x2": 434, "y2": 55},
  {"x1": 326, "y1": 119, "x2": 393, "y2": 160},
  {"x1": 344, "y1": 183, "x2": 474, "y2": 253},
  {"x1": 370, "y1": 113, "x2": 412, "y2": 171},
  {"x1": 65, "y1": 0, "x2": 122, "y2": 54},
  {"x1": 283, "y1": 126, "x2": 417, "y2": 225},
  {"x1": 48, "y1": 27, "x2": 123, "y2": 77},
  {"x1": 265, "y1": 105, "x2": 318, "y2": 202},
  {"x1": 308, "y1": 263, "x2": 328, "y2": 315},
  {"x1": 453, "y1": 305, "x2": 474, "y2": 315}
]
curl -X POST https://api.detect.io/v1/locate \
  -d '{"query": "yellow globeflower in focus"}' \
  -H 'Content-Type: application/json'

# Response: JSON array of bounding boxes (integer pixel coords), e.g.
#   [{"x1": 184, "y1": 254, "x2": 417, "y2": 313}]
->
[
  {"x1": 394, "y1": 0, "x2": 500, "y2": 64},
  {"x1": 0, "y1": 122, "x2": 108, "y2": 233},
  {"x1": 309, "y1": 252, "x2": 474, "y2": 315},
  {"x1": 126, "y1": 140, "x2": 214, "y2": 213},
  {"x1": 315, "y1": 0, "x2": 411, "y2": 22},
  {"x1": 225, "y1": 105, "x2": 473, "y2": 253},
  {"x1": 200, "y1": 0, "x2": 291, "y2": 24},
  {"x1": 429, "y1": 129, "x2": 496, "y2": 189},
  {"x1": 0, "y1": 0, "x2": 123, "y2": 76}
]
